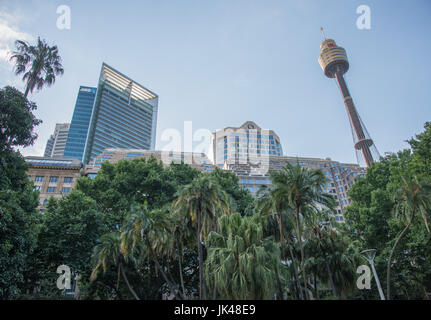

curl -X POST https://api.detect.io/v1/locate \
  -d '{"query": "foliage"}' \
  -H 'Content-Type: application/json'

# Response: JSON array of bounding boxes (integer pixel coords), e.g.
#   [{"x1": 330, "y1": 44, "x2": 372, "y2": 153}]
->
[
  {"x1": 28, "y1": 190, "x2": 105, "y2": 297},
  {"x1": 344, "y1": 122, "x2": 431, "y2": 299},
  {"x1": 0, "y1": 86, "x2": 41, "y2": 153},
  {"x1": 10, "y1": 37, "x2": 64, "y2": 97},
  {"x1": 205, "y1": 213, "x2": 280, "y2": 299},
  {"x1": 0, "y1": 86, "x2": 41, "y2": 299}
]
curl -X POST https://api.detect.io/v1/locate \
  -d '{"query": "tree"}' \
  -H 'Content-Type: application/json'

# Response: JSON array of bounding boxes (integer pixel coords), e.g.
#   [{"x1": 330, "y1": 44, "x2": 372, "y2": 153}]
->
[
  {"x1": 173, "y1": 175, "x2": 230, "y2": 299},
  {"x1": 204, "y1": 213, "x2": 280, "y2": 299},
  {"x1": 120, "y1": 205, "x2": 182, "y2": 299},
  {"x1": 344, "y1": 141, "x2": 431, "y2": 300},
  {"x1": 210, "y1": 168, "x2": 255, "y2": 215},
  {"x1": 386, "y1": 175, "x2": 431, "y2": 299},
  {"x1": 269, "y1": 163, "x2": 336, "y2": 299},
  {"x1": 0, "y1": 184, "x2": 40, "y2": 299},
  {"x1": 0, "y1": 86, "x2": 41, "y2": 153},
  {"x1": 75, "y1": 157, "x2": 201, "y2": 230},
  {"x1": 256, "y1": 185, "x2": 302, "y2": 299},
  {"x1": 0, "y1": 86, "x2": 41, "y2": 299},
  {"x1": 304, "y1": 210, "x2": 360, "y2": 299},
  {"x1": 31, "y1": 190, "x2": 105, "y2": 298},
  {"x1": 408, "y1": 122, "x2": 431, "y2": 177},
  {"x1": 90, "y1": 232, "x2": 140, "y2": 300},
  {"x1": 10, "y1": 37, "x2": 64, "y2": 98}
]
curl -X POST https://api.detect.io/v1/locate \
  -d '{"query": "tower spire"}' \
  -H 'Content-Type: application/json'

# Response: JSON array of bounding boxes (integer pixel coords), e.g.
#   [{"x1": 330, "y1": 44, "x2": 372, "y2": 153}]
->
[{"x1": 320, "y1": 27, "x2": 326, "y2": 40}]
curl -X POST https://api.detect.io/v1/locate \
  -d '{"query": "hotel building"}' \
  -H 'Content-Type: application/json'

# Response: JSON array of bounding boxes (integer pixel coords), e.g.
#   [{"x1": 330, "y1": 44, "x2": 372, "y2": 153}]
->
[{"x1": 214, "y1": 121, "x2": 366, "y2": 221}]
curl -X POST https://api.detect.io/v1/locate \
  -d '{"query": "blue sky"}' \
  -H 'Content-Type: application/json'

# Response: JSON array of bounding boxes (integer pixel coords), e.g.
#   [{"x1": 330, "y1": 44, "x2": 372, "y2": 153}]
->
[{"x1": 0, "y1": 0, "x2": 430, "y2": 165}]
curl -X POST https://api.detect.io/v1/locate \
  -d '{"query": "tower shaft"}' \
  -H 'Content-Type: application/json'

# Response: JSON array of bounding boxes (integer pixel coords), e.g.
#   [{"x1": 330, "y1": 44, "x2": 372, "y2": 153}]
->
[{"x1": 334, "y1": 69, "x2": 374, "y2": 167}]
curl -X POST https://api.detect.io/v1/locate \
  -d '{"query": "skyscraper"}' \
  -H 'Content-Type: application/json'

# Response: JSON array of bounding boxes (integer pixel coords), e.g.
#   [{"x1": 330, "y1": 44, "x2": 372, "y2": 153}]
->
[
  {"x1": 43, "y1": 123, "x2": 70, "y2": 158},
  {"x1": 318, "y1": 37, "x2": 379, "y2": 167},
  {"x1": 82, "y1": 63, "x2": 159, "y2": 164},
  {"x1": 63, "y1": 86, "x2": 97, "y2": 161}
]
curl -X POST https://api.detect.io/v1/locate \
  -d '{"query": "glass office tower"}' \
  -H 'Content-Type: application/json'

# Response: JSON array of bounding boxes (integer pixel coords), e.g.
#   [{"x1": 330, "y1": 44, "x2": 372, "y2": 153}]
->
[
  {"x1": 63, "y1": 86, "x2": 97, "y2": 161},
  {"x1": 82, "y1": 63, "x2": 158, "y2": 164}
]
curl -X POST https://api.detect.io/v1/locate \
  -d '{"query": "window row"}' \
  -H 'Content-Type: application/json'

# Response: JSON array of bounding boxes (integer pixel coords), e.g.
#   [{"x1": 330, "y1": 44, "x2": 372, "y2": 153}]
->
[{"x1": 34, "y1": 176, "x2": 74, "y2": 183}]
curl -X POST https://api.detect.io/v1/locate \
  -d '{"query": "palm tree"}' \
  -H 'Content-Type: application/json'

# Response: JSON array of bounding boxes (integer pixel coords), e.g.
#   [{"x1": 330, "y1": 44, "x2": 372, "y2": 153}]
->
[
  {"x1": 172, "y1": 205, "x2": 195, "y2": 299},
  {"x1": 204, "y1": 213, "x2": 280, "y2": 299},
  {"x1": 173, "y1": 175, "x2": 230, "y2": 299},
  {"x1": 10, "y1": 37, "x2": 64, "y2": 97},
  {"x1": 90, "y1": 232, "x2": 140, "y2": 300},
  {"x1": 120, "y1": 205, "x2": 181, "y2": 299},
  {"x1": 304, "y1": 211, "x2": 338, "y2": 298},
  {"x1": 387, "y1": 175, "x2": 431, "y2": 299},
  {"x1": 304, "y1": 211, "x2": 359, "y2": 299},
  {"x1": 270, "y1": 162, "x2": 336, "y2": 299},
  {"x1": 256, "y1": 185, "x2": 302, "y2": 299}
]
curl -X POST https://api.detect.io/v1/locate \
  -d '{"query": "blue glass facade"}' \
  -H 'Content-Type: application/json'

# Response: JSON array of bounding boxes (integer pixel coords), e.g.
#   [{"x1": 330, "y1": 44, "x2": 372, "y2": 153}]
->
[
  {"x1": 83, "y1": 63, "x2": 158, "y2": 164},
  {"x1": 63, "y1": 86, "x2": 97, "y2": 161}
]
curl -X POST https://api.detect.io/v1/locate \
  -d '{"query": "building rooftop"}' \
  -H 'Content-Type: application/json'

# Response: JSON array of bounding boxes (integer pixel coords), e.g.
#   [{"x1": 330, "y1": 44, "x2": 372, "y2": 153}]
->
[{"x1": 25, "y1": 156, "x2": 82, "y2": 168}]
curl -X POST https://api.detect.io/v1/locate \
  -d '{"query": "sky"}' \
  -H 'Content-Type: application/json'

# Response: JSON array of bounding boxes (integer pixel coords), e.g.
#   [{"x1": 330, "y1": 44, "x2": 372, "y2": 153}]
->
[{"x1": 0, "y1": 0, "x2": 430, "y2": 165}]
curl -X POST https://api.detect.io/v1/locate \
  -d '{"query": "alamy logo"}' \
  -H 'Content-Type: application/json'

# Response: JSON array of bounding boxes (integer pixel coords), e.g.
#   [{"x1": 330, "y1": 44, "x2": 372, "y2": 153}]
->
[
  {"x1": 356, "y1": 265, "x2": 371, "y2": 289},
  {"x1": 56, "y1": 264, "x2": 71, "y2": 290},
  {"x1": 56, "y1": 5, "x2": 71, "y2": 30},
  {"x1": 356, "y1": 5, "x2": 371, "y2": 30}
]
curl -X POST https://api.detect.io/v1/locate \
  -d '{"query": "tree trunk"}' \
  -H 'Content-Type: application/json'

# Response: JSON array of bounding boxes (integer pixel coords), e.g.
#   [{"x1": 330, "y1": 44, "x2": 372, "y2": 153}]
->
[
  {"x1": 274, "y1": 267, "x2": 284, "y2": 300},
  {"x1": 212, "y1": 281, "x2": 217, "y2": 300},
  {"x1": 313, "y1": 272, "x2": 319, "y2": 300},
  {"x1": 387, "y1": 209, "x2": 415, "y2": 300},
  {"x1": 197, "y1": 200, "x2": 207, "y2": 299},
  {"x1": 24, "y1": 84, "x2": 30, "y2": 98},
  {"x1": 325, "y1": 258, "x2": 337, "y2": 298},
  {"x1": 116, "y1": 264, "x2": 121, "y2": 291},
  {"x1": 295, "y1": 206, "x2": 308, "y2": 300},
  {"x1": 178, "y1": 244, "x2": 186, "y2": 299},
  {"x1": 119, "y1": 263, "x2": 140, "y2": 300},
  {"x1": 288, "y1": 243, "x2": 303, "y2": 300},
  {"x1": 146, "y1": 238, "x2": 182, "y2": 300}
]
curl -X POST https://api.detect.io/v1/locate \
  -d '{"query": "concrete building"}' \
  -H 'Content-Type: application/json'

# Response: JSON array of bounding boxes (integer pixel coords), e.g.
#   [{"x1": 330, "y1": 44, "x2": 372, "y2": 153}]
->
[
  {"x1": 25, "y1": 156, "x2": 82, "y2": 211},
  {"x1": 83, "y1": 63, "x2": 158, "y2": 164},
  {"x1": 84, "y1": 148, "x2": 215, "y2": 178},
  {"x1": 43, "y1": 123, "x2": 70, "y2": 158}
]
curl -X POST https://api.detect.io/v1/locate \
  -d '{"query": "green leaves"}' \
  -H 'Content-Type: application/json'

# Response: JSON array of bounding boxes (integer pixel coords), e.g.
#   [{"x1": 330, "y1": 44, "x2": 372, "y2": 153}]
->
[
  {"x1": 0, "y1": 86, "x2": 41, "y2": 152},
  {"x1": 205, "y1": 213, "x2": 280, "y2": 300},
  {"x1": 10, "y1": 37, "x2": 64, "y2": 97}
]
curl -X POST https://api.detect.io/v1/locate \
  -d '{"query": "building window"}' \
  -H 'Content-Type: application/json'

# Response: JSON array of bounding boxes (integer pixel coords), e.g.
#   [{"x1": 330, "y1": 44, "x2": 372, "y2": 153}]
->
[
  {"x1": 49, "y1": 176, "x2": 59, "y2": 183},
  {"x1": 43, "y1": 199, "x2": 48, "y2": 205},
  {"x1": 62, "y1": 187, "x2": 71, "y2": 194},
  {"x1": 34, "y1": 186, "x2": 41, "y2": 191},
  {"x1": 47, "y1": 187, "x2": 56, "y2": 193},
  {"x1": 35, "y1": 176, "x2": 44, "y2": 182},
  {"x1": 63, "y1": 177, "x2": 73, "y2": 184}
]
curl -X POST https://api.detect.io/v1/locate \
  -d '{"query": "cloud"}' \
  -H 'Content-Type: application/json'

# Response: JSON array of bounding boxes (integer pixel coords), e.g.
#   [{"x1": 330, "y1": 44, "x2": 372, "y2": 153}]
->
[{"x1": 0, "y1": 10, "x2": 34, "y2": 87}]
